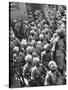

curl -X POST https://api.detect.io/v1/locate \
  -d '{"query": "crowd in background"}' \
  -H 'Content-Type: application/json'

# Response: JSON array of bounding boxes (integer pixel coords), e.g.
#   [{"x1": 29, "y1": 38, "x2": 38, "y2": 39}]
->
[{"x1": 9, "y1": 5, "x2": 66, "y2": 87}]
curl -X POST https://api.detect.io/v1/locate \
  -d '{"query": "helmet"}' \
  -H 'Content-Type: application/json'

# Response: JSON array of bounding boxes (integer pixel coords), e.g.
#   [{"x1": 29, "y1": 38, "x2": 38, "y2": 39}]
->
[
  {"x1": 37, "y1": 41, "x2": 42, "y2": 45},
  {"x1": 13, "y1": 53, "x2": 17, "y2": 62},
  {"x1": 31, "y1": 22, "x2": 35, "y2": 26},
  {"x1": 13, "y1": 46, "x2": 19, "y2": 52},
  {"x1": 58, "y1": 28, "x2": 65, "y2": 37},
  {"x1": 38, "y1": 23, "x2": 41, "y2": 28},
  {"x1": 31, "y1": 26, "x2": 37, "y2": 30},
  {"x1": 26, "y1": 46, "x2": 34, "y2": 54},
  {"x1": 23, "y1": 20, "x2": 28, "y2": 24},
  {"x1": 30, "y1": 30, "x2": 36, "y2": 35},
  {"x1": 19, "y1": 52, "x2": 24, "y2": 57},
  {"x1": 39, "y1": 34, "x2": 44, "y2": 41},
  {"x1": 62, "y1": 16, "x2": 66, "y2": 22},
  {"x1": 44, "y1": 24, "x2": 48, "y2": 28},
  {"x1": 48, "y1": 61, "x2": 57, "y2": 70},
  {"x1": 32, "y1": 26, "x2": 37, "y2": 31},
  {"x1": 45, "y1": 28, "x2": 49, "y2": 34},
  {"x1": 37, "y1": 41, "x2": 43, "y2": 50},
  {"x1": 41, "y1": 30, "x2": 46, "y2": 34},
  {"x1": 32, "y1": 52, "x2": 38, "y2": 57},
  {"x1": 33, "y1": 57, "x2": 40, "y2": 65},
  {"x1": 13, "y1": 53, "x2": 17, "y2": 58},
  {"x1": 31, "y1": 40, "x2": 36, "y2": 47},
  {"x1": 25, "y1": 54, "x2": 32, "y2": 62},
  {"x1": 41, "y1": 19, "x2": 46, "y2": 24},
  {"x1": 57, "y1": 20, "x2": 64, "y2": 26},
  {"x1": 24, "y1": 25, "x2": 28, "y2": 30},
  {"x1": 21, "y1": 39, "x2": 27, "y2": 47}
]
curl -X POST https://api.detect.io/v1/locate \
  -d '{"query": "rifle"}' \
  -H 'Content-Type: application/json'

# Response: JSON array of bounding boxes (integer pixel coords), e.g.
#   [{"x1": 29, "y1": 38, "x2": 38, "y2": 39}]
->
[{"x1": 11, "y1": 66, "x2": 27, "y2": 87}]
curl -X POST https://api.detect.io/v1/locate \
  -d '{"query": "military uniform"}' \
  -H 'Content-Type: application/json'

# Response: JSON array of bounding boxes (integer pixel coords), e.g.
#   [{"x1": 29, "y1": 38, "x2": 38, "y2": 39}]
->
[{"x1": 30, "y1": 64, "x2": 46, "y2": 86}]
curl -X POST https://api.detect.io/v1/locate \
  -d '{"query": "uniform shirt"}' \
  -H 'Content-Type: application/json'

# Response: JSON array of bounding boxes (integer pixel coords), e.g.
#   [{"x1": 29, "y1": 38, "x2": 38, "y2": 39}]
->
[
  {"x1": 45, "y1": 70, "x2": 63, "y2": 85},
  {"x1": 31, "y1": 64, "x2": 46, "y2": 86},
  {"x1": 55, "y1": 38, "x2": 65, "y2": 69},
  {"x1": 56, "y1": 38, "x2": 65, "y2": 51},
  {"x1": 31, "y1": 64, "x2": 46, "y2": 79},
  {"x1": 45, "y1": 71, "x2": 57, "y2": 85},
  {"x1": 41, "y1": 51, "x2": 51, "y2": 64},
  {"x1": 23, "y1": 64, "x2": 32, "y2": 80}
]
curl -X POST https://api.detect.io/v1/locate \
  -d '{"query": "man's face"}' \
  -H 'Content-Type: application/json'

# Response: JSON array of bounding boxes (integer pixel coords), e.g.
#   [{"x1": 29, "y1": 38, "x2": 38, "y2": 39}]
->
[{"x1": 50, "y1": 65, "x2": 56, "y2": 71}]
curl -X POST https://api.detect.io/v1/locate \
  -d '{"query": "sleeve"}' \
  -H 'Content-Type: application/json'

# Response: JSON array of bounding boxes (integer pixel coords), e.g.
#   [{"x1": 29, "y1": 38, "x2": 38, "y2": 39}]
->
[
  {"x1": 23, "y1": 65, "x2": 26, "y2": 76},
  {"x1": 44, "y1": 72, "x2": 51, "y2": 85},
  {"x1": 31, "y1": 69, "x2": 35, "y2": 79}
]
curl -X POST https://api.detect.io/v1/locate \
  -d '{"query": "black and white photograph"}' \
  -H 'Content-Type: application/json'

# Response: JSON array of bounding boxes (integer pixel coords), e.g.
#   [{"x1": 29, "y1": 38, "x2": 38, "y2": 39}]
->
[{"x1": 9, "y1": 2, "x2": 66, "y2": 88}]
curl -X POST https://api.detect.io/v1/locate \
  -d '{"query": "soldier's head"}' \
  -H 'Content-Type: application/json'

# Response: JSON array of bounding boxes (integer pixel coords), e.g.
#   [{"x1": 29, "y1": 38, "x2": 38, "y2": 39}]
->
[
  {"x1": 48, "y1": 61, "x2": 57, "y2": 71},
  {"x1": 19, "y1": 52, "x2": 25, "y2": 60},
  {"x1": 39, "y1": 34, "x2": 44, "y2": 41},
  {"x1": 58, "y1": 28, "x2": 65, "y2": 38},
  {"x1": 30, "y1": 30, "x2": 36, "y2": 36},
  {"x1": 25, "y1": 54, "x2": 33, "y2": 64},
  {"x1": 21, "y1": 39, "x2": 27, "y2": 49},
  {"x1": 26, "y1": 46, "x2": 34, "y2": 54},
  {"x1": 32, "y1": 52, "x2": 38, "y2": 58},
  {"x1": 33, "y1": 57, "x2": 40, "y2": 66},
  {"x1": 43, "y1": 24, "x2": 48, "y2": 29},
  {"x1": 13, "y1": 46, "x2": 19, "y2": 53},
  {"x1": 13, "y1": 53, "x2": 17, "y2": 62},
  {"x1": 31, "y1": 40, "x2": 36, "y2": 47}
]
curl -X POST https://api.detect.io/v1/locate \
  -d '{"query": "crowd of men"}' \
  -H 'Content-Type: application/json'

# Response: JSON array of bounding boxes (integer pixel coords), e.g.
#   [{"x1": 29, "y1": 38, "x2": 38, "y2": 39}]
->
[{"x1": 9, "y1": 5, "x2": 66, "y2": 87}]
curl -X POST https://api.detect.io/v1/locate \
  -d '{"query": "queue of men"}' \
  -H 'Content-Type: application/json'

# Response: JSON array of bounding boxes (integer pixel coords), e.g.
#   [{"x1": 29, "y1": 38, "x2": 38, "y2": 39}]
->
[{"x1": 9, "y1": 5, "x2": 66, "y2": 87}]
